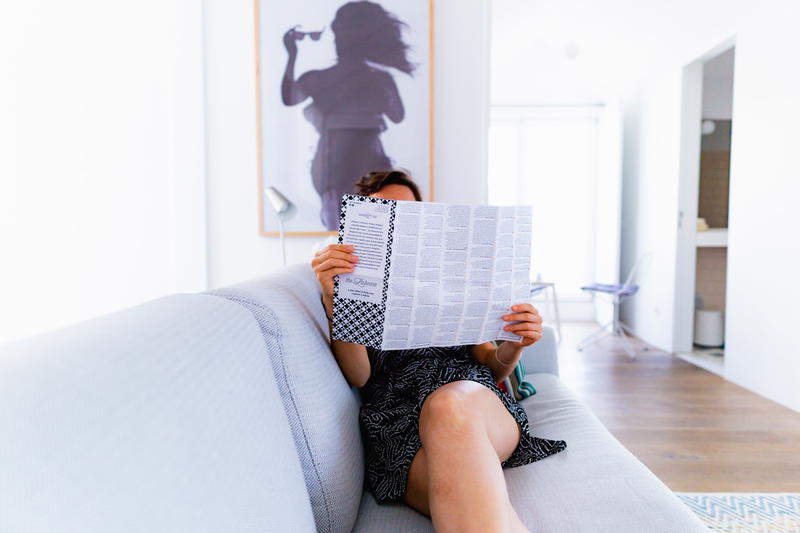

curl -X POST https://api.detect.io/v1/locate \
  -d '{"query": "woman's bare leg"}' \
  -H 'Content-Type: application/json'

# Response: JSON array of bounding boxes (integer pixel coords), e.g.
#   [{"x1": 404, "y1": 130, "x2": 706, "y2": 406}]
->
[
  {"x1": 404, "y1": 446, "x2": 431, "y2": 516},
  {"x1": 405, "y1": 380, "x2": 530, "y2": 533},
  {"x1": 405, "y1": 447, "x2": 529, "y2": 533}
]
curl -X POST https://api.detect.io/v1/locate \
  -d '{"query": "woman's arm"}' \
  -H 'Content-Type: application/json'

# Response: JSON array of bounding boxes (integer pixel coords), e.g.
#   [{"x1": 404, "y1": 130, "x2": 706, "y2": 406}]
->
[
  {"x1": 471, "y1": 303, "x2": 544, "y2": 382},
  {"x1": 281, "y1": 27, "x2": 309, "y2": 106},
  {"x1": 382, "y1": 74, "x2": 405, "y2": 123},
  {"x1": 312, "y1": 244, "x2": 371, "y2": 388},
  {"x1": 328, "y1": 322, "x2": 371, "y2": 388}
]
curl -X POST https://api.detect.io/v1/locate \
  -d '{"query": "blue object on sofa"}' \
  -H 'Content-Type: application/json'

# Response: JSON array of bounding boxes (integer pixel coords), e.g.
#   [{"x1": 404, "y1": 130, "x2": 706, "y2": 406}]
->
[{"x1": 0, "y1": 264, "x2": 707, "y2": 533}]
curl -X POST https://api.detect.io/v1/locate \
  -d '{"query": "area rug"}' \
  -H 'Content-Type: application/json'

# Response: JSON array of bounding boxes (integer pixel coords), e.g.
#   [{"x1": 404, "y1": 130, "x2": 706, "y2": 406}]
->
[{"x1": 676, "y1": 493, "x2": 800, "y2": 532}]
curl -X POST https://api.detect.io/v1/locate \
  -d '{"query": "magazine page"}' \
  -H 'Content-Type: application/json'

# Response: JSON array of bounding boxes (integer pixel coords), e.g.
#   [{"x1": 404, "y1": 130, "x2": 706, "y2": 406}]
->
[{"x1": 332, "y1": 195, "x2": 532, "y2": 350}]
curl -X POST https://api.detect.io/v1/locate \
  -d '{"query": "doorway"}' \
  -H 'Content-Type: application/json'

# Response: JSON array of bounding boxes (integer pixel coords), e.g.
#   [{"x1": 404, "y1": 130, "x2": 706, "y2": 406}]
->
[{"x1": 674, "y1": 41, "x2": 735, "y2": 376}]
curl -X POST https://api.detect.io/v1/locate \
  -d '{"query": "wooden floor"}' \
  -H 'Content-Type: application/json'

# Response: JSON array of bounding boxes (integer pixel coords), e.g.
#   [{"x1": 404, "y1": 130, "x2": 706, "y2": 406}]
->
[{"x1": 556, "y1": 321, "x2": 800, "y2": 492}]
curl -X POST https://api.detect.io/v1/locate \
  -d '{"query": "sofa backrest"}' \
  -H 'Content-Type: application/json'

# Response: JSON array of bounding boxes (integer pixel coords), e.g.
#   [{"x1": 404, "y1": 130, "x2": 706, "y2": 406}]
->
[
  {"x1": 208, "y1": 264, "x2": 364, "y2": 533},
  {"x1": 0, "y1": 294, "x2": 316, "y2": 533}
]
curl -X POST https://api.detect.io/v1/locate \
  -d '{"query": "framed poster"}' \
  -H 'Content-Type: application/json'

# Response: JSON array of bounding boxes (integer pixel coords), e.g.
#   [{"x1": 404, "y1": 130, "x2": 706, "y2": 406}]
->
[{"x1": 254, "y1": 0, "x2": 434, "y2": 236}]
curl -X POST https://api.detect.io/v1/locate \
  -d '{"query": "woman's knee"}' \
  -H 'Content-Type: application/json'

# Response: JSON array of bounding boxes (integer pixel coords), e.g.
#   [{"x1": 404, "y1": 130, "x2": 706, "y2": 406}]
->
[{"x1": 419, "y1": 383, "x2": 473, "y2": 436}]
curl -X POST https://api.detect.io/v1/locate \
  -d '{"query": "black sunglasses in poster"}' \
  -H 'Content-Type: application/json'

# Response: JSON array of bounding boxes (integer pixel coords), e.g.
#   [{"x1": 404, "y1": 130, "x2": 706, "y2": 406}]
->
[{"x1": 291, "y1": 26, "x2": 325, "y2": 41}]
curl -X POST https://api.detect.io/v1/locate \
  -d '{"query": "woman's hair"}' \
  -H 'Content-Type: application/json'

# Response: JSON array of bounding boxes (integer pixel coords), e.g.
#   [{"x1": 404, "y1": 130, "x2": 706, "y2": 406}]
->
[
  {"x1": 355, "y1": 170, "x2": 422, "y2": 201},
  {"x1": 331, "y1": 1, "x2": 416, "y2": 75}
]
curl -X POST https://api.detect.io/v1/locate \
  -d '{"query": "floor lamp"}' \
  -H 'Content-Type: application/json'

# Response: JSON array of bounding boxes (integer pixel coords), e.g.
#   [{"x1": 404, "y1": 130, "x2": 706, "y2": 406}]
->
[{"x1": 265, "y1": 186, "x2": 296, "y2": 266}]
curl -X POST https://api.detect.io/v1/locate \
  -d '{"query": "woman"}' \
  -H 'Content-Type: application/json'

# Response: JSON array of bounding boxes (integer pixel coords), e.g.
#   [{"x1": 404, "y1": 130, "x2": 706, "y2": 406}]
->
[
  {"x1": 282, "y1": 1, "x2": 413, "y2": 230},
  {"x1": 311, "y1": 171, "x2": 566, "y2": 533}
]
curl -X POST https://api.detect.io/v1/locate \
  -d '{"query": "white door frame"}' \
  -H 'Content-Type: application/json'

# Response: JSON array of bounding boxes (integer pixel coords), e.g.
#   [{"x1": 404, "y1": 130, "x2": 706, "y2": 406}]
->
[{"x1": 674, "y1": 36, "x2": 736, "y2": 353}]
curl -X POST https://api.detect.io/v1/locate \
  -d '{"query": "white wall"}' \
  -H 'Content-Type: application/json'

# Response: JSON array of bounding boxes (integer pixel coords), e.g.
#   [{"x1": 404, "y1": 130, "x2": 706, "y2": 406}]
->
[
  {"x1": 490, "y1": 0, "x2": 719, "y2": 107},
  {"x1": 0, "y1": 0, "x2": 206, "y2": 344},
  {"x1": 619, "y1": 0, "x2": 800, "y2": 411},
  {"x1": 203, "y1": 0, "x2": 491, "y2": 288},
  {"x1": 723, "y1": 1, "x2": 800, "y2": 412},
  {"x1": 620, "y1": 70, "x2": 685, "y2": 350}
]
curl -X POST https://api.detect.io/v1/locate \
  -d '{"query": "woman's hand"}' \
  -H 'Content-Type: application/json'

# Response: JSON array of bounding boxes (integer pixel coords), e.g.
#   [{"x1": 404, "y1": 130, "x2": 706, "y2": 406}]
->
[
  {"x1": 311, "y1": 244, "x2": 358, "y2": 318},
  {"x1": 501, "y1": 303, "x2": 544, "y2": 347},
  {"x1": 283, "y1": 26, "x2": 300, "y2": 56},
  {"x1": 312, "y1": 244, "x2": 370, "y2": 387}
]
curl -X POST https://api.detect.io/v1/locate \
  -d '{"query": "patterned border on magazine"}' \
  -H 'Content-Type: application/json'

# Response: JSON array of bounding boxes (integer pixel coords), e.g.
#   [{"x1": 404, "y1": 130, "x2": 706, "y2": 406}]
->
[{"x1": 331, "y1": 194, "x2": 397, "y2": 349}]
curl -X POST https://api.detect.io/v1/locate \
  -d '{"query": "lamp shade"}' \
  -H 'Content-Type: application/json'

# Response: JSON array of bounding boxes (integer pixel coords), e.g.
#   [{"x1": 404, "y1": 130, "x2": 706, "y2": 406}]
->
[{"x1": 265, "y1": 186, "x2": 297, "y2": 222}]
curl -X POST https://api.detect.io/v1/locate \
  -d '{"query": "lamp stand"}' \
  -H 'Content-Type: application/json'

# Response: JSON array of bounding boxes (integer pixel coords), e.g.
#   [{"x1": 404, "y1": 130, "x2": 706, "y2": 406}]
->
[{"x1": 279, "y1": 219, "x2": 287, "y2": 266}]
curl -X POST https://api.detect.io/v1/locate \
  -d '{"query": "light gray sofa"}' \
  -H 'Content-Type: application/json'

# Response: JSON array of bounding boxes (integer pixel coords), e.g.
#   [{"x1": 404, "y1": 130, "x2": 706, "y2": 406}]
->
[{"x1": 0, "y1": 264, "x2": 706, "y2": 533}]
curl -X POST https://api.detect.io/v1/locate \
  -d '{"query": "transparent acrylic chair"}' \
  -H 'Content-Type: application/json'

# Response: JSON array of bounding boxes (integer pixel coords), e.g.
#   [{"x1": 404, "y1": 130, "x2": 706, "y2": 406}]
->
[{"x1": 576, "y1": 252, "x2": 651, "y2": 358}]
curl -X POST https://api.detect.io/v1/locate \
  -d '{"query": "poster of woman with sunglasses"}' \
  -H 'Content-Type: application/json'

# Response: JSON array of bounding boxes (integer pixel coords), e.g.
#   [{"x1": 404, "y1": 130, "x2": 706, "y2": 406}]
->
[{"x1": 255, "y1": 0, "x2": 432, "y2": 235}]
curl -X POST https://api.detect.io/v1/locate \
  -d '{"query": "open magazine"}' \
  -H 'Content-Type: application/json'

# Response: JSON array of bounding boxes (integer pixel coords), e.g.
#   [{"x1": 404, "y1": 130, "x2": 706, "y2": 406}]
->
[{"x1": 331, "y1": 195, "x2": 532, "y2": 350}]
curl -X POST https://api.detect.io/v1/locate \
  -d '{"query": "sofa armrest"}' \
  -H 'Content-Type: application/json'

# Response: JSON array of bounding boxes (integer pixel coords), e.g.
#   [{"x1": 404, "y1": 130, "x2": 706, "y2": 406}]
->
[
  {"x1": 0, "y1": 294, "x2": 317, "y2": 532},
  {"x1": 518, "y1": 326, "x2": 559, "y2": 376}
]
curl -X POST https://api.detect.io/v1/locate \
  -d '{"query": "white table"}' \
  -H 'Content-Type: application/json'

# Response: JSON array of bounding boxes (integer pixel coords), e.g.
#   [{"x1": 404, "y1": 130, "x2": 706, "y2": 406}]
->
[{"x1": 530, "y1": 282, "x2": 562, "y2": 344}]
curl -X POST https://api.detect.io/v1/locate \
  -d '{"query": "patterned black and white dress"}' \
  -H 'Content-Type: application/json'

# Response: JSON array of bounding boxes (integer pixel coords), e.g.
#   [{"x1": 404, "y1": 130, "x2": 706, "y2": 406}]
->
[{"x1": 358, "y1": 344, "x2": 567, "y2": 504}]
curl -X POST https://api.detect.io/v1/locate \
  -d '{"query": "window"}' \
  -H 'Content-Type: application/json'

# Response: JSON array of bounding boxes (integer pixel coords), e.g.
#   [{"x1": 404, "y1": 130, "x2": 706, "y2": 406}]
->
[{"x1": 488, "y1": 106, "x2": 601, "y2": 302}]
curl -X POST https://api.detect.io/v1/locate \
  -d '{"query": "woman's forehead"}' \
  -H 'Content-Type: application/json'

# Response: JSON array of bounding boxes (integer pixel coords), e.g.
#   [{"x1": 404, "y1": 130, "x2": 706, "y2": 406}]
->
[{"x1": 369, "y1": 184, "x2": 418, "y2": 202}]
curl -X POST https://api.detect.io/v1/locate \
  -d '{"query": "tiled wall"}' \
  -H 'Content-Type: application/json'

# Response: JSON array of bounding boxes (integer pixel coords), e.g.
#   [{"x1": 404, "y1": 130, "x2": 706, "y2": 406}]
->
[
  {"x1": 695, "y1": 247, "x2": 727, "y2": 312},
  {"x1": 698, "y1": 151, "x2": 731, "y2": 228}
]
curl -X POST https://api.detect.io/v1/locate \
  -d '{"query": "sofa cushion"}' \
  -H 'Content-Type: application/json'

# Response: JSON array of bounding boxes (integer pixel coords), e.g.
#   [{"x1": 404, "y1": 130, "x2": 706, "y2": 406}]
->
[
  {"x1": 0, "y1": 294, "x2": 316, "y2": 533},
  {"x1": 208, "y1": 264, "x2": 363, "y2": 533},
  {"x1": 353, "y1": 373, "x2": 706, "y2": 532}
]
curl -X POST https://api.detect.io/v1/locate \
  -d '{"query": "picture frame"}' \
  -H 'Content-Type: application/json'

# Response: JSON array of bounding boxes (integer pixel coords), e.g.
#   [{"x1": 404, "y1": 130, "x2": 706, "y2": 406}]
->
[{"x1": 254, "y1": 0, "x2": 434, "y2": 236}]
